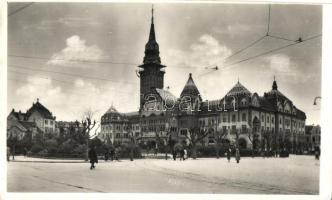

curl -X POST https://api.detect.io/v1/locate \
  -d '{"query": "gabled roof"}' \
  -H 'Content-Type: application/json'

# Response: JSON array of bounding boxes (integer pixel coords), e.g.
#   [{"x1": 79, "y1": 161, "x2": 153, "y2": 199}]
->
[
  {"x1": 226, "y1": 81, "x2": 251, "y2": 96},
  {"x1": 180, "y1": 73, "x2": 201, "y2": 98},
  {"x1": 26, "y1": 101, "x2": 55, "y2": 120},
  {"x1": 8, "y1": 110, "x2": 27, "y2": 121}
]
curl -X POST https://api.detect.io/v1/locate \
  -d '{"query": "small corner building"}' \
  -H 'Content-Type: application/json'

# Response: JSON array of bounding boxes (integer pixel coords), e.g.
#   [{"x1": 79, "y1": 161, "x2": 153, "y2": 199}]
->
[
  {"x1": 7, "y1": 99, "x2": 57, "y2": 140},
  {"x1": 99, "y1": 8, "x2": 306, "y2": 153}
]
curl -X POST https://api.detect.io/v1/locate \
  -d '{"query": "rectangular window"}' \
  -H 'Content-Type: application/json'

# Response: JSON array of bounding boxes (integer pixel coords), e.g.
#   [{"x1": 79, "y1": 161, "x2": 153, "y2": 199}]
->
[
  {"x1": 261, "y1": 115, "x2": 264, "y2": 122},
  {"x1": 45, "y1": 120, "x2": 48, "y2": 125},
  {"x1": 231, "y1": 125, "x2": 236, "y2": 134},
  {"x1": 267, "y1": 116, "x2": 270, "y2": 123},
  {"x1": 242, "y1": 125, "x2": 247, "y2": 133},
  {"x1": 223, "y1": 117, "x2": 227, "y2": 122},
  {"x1": 180, "y1": 129, "x2": 187, "y2": 136},
  {"x1": 242, "y1": 113, "x2": 246, "y2": 121},
  {"x1": 272, "y1": 117, "x2": 274, "y2": 123},
  {"x1": 232, "y1": 114, "x2": 236, "y2": 122}
]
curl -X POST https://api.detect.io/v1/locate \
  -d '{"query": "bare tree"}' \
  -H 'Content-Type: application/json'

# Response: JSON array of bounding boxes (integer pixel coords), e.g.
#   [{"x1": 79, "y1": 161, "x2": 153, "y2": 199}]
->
[
  {"x1": 75, "y1": 108, "x2": 97, "y2": 161},
  {"x1": 214, "y1": 129, "x2": 228, "y2": 159},
  {"x1": 185, "y1": 127, "x2": 210, "y2": 159}
]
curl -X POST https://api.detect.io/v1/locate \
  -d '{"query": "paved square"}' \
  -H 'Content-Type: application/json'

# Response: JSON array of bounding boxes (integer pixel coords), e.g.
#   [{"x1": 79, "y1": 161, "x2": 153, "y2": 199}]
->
[{"x1": 7, "y1": 155, "x2": 319, "y2": 194}]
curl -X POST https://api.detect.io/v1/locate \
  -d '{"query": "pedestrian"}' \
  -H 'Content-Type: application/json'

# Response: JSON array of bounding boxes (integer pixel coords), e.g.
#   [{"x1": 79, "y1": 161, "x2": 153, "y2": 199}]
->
[
  {"x1": 172, "y1": 149, "x2": 176, "y2": 161},
  {"x1": 11, "y1": 147, "x2": 15, "y2": 161},
  {"x1": 183, "y1": 148, "x2": 187, "y2": 160},
  {"x1": 104, "y1": 150, "x2": 109, "y2": 161},
  {"x1": 154, "y1": 147, "x2": 158, "y2": 157},
  {"x1": 114, "y1": 147, "x2": 120, "y2": 161},
  {"x1": 23, "y1": 147, "x2": 28, "y2": 157},
  {"x1": 235, "y1": 148, "x2": 240, "y2": 164},
  {"x1": 7, "y1": 147, "x2": 10, "y2": 162},
  {"x1": 88, "y1": 146, "x2": 98, "y2": 170},
  {"x1": 227, "y1": 148, "x2": 231, "y2": 162},
  {"x1": 180, "y1": 149, "x2": 185, "y2": 161},
  {"x1": 314, "y1": 146, "x2": 320, "y2": 160},
  {"x1": 110, "y1": 149, "x2": 114, "y2": 161}
]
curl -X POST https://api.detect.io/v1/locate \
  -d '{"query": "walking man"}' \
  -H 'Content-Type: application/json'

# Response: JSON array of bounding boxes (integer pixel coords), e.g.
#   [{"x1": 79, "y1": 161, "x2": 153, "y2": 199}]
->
[
  {"x1": 235, "y1": 148, "x2": 240, "y2": 164},
  {"x1": 7, "y1": 147, "x2": 10, "y2": 162},
  {"x1": 88, "y1": 146, "x2": 98, "y2": 170},
  {"x1": 314, "y1": 146, "x2": 320, "y2": 160},
  {"x1": 183, "y1": 148, "x2": 187, "y2": 160},
  {"x1": 180, "y1": 149, "x2": 185, "y2": 161},
  {"x1": 227, "y1": 148, "x2": 231, "y2": 162}
]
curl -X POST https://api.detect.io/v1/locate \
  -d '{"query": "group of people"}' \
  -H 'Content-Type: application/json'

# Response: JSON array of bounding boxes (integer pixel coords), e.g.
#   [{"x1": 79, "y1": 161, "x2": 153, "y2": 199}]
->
[
  {"x1": 104, "y1": 148, "x2": 120, "y2": 162},
  {"x1": 226, "y1": 147, "x2": 241, "y2": 163},
  {"x1": 88, "y1": 146, "x2": 123, "y2": 170},
  {"x1": 172, "y1": 148, "x2": 187, "y2": 161}
]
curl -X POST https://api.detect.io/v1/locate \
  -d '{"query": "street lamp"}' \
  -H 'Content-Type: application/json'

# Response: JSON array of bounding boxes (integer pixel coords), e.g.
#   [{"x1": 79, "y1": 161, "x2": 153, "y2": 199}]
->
[{"x1": 313, "y1": 96, "x2": 321, "y2": 105}]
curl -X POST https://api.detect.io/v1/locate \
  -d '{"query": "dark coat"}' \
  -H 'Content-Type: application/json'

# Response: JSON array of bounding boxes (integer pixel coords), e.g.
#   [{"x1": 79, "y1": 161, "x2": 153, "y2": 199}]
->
[
  {"x1": 89, "y1": 148, "x2": 98, "y2": 163},
  {"x1": 226, "y1": 149, "x2": 231, "y2": 160},
  {"x1": 235, "y1": 149, "x2": 240, "y2": 161}
]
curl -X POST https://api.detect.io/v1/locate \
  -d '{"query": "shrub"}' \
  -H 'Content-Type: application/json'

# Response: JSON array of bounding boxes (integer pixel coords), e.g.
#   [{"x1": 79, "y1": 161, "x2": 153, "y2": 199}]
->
[{"x1": 31, "y1": 144, "x2": 44, "y2": 153}]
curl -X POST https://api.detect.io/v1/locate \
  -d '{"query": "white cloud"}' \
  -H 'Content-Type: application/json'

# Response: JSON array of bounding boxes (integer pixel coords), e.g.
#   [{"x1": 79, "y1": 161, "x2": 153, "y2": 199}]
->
[
  {"x1": 13, "y1": 75, "x2": 139, "y2": 123},
  {"x1": 213, "y1": 24, "x2": 251, "y2": 37},
  {"x1": 57, "y1": 17, "x2": 101, "y2": 28},
  {"x1": 166, "y1": 34, "x2": 232, "y2": 70},
  {"x1": 164, "y1": 34, "x2": 232, "y2": 99},
  {"x1": 262, "y1": 54, "x2": 297, "y2": 77},
  {"x1": 47, "y1": 35, "x2": 104, "y2": 67}
]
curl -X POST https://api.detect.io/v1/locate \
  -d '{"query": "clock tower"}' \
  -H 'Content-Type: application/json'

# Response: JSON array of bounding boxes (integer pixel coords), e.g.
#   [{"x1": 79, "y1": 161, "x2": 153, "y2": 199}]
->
[{"x1": 138, "y1": 7, "x2": 166, "y2": 109}]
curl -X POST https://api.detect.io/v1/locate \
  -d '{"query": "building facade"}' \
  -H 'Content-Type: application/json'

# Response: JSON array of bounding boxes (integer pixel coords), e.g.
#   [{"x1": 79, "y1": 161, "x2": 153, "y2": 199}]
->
[
  {"x1": 7, "y1": 99, "x2": 57, "y2": 140},
  {"x1": 305, "y1": 125, "x2": 321, "y2": 152},
  {"x1": 99, "y1": 8, "x2": 306, "y2": 152}
]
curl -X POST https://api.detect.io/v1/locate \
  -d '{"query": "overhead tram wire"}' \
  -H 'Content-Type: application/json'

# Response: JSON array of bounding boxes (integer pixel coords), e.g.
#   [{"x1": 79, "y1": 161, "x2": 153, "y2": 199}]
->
[
  {"x1": 8, "y1": 54, "x2": 212, "y2": 70},
  {"x1": 197, "y1": 34, "x2": 321, "y2": 78},
  {"x1": 224, "y1": 4, "x2": 297, "y2": 64},
  {"x1": 220, "y1": 34, "x2": 321, "y2": 71},
  {"x1": 266, "y1": 4, "x2": 271, "y2": 36},
  {"x1": 8, "y1": 54, "x2": 140, "y2": 66},
  {"x1": 8, "y1": 64, "x2": 138, "y2": 85},
  {"x1": 8, "y1": 2, "x2": 34, "y2": 17},
  {"x1": 7, "y1": 78, "x2": 88, "y2": 97},
  {"x1": 223, "y1": 35, "x2": 267, "y2": 62},
  {"x1": 8, "y1": 70, "x2": 139, "y2": 96}
]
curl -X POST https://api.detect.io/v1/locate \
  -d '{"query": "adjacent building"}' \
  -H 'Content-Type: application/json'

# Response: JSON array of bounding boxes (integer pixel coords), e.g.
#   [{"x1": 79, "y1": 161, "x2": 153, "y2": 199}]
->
[
  {"x1": 305, "y1": 125, "x2": 321, "y2": 152},
  {"x1": 7, "y1": 99, "x2": 57, "y2": 141}
]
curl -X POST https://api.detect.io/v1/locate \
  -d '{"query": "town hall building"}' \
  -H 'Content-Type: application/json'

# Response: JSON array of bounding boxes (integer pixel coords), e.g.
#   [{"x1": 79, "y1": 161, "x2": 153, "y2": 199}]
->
[{"x1": 99, "y1": 8, "x2": 306, "y2": 153}]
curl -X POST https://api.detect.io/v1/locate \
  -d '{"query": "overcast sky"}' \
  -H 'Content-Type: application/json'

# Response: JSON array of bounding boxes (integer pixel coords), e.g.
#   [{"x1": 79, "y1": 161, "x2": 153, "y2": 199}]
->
[{"x1": 7, "y1": 3, "x2": 322, "y2": 125}]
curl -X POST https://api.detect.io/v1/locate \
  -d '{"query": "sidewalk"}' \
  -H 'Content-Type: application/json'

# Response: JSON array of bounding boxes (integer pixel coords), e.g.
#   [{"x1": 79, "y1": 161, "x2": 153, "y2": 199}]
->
[{"x1": 8, "y1": 156, "x2": 87, "y2": 163}]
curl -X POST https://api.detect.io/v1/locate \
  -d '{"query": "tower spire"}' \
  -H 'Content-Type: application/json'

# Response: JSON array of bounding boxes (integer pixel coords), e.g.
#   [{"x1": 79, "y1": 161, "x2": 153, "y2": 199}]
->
[
  {"x1": 143, "y1": 5, "x2": 161, "y2": 64},
  {"x1": 151, "y1": 4, "x2": 154, "y2": 24},
  {"x1": 272, "y1": 76, "x2": 278, "y2": 90}
]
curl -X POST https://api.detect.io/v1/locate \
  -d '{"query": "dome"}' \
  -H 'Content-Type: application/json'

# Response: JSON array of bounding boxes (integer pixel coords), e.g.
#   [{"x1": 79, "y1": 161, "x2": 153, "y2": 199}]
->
[{"x1": 226, "y1": 81, "x2": 251, "y2": 96}]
